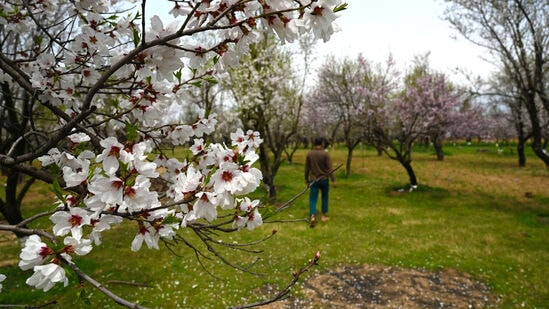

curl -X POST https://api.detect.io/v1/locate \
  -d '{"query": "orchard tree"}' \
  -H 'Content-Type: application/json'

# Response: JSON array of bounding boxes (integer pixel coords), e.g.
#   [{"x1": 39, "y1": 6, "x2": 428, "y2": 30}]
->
[
  {"x1": 225, "y1": 34, "x2": 304, "y2": 201},
  {"x1": 301, "y1": 92, "x2": 339, "y2": 146},
  {"x1": 373, "y1": 70, "x2": 461, "y2": 189},
  {"x1": 405, "y1": 59, "x2": 462, "y2": 161},
  {"x1": 487, "y1": 71, "x2": 532, "y2": 166},
  {"x1": 448, "y1": 98, "x2": 492, "y2": 143},
  {"x1": 444, "y1": 0, "x2": 549, "y2": 166},
  {"x1": 0, "y1": 0, "x2": 344, "y2": 307},
  {"x1": 485, "y1": 102, "x2": 522, "y2": 144},
  {"x1": 312, "y1": 55, "x2": 375, "y2": 177},
  {"x1": 283, "y1": 33, "x2": 319, "y2": 164}
]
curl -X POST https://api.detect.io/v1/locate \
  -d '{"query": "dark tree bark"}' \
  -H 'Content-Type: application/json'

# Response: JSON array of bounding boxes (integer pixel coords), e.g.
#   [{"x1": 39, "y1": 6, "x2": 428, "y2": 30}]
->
[
  {"x1": 373, "y1": 127, "x2": 419, "y2": 188},
  {"x1": 431, "y1": 134, "x2": 444, "y2": 161},
  {"x1": 401, "y1": 160, "x2": 418, "y2": 187},
  {"x1": 515, "y1": 117, "x2": 528, "y2": 167}
]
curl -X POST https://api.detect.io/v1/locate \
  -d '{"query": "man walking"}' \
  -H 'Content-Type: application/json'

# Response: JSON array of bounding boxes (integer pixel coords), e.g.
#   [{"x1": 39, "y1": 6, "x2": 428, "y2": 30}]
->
[{"x1": 305, "y1": 137, "x2": 337, "y2": 227}]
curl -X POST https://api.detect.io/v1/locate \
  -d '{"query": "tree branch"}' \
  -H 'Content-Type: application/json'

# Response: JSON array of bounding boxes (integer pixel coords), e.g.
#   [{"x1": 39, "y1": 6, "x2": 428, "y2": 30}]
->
[
  {"x1": 60, "y1": 255, "x2": 148, "y2": 309},
  {"x1": 229, "y1": 251, "x2": 321, "y2": 309}
]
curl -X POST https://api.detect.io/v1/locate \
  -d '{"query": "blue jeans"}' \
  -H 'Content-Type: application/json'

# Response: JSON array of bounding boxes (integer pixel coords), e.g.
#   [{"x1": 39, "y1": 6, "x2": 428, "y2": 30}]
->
[{"x1": 309, "y1": 179, "x2": 329, "y2": 216}]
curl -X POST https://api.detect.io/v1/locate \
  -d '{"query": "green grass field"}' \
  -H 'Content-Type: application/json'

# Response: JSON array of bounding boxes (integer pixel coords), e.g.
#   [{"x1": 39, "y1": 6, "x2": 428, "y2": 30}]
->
[{"x1": 1, "y1": 142, "x2": 548, "y2": 308}]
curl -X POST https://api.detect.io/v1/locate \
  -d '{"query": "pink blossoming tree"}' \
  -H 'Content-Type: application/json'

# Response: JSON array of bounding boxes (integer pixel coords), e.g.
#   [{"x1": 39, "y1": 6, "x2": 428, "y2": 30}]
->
[{"x1": 373, "y1": 69, "x2": 461, "y2": 189}]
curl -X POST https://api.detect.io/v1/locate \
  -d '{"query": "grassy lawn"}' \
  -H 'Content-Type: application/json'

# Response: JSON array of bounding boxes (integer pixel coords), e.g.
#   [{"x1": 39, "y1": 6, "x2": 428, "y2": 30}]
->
[{"x1": 1, "y1": 142, "x2": 548, "y2": 308}]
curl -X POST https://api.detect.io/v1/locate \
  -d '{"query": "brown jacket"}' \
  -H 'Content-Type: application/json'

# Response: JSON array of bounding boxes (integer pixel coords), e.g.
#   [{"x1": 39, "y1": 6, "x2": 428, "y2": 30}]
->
[{"x1": 305, "y1": 148, "x2": 335, "y2": 183}]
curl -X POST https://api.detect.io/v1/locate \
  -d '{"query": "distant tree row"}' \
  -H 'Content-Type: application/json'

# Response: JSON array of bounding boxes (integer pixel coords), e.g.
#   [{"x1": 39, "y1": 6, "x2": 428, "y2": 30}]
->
[{"x1": 212, "y1": 0, "x2": 547, "y2": 194}]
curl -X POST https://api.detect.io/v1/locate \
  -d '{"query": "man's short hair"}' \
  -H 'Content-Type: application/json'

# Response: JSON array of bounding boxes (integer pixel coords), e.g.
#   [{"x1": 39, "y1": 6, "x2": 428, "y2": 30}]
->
[{"x1": 313, "y1": 137, "x2": 324, "y2": 146}]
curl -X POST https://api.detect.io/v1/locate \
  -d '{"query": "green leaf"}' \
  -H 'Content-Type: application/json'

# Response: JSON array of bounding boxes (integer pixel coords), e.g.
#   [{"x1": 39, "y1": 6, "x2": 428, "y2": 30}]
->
[
  {"x1": 173, "y1": 69, "x2": 182, "y2": 83},
  {"x1": 133, "y1": 28, "x2": 141, "y2": 47},
  {"x1": 162, "y1": 215, "x2": 180, "y2": 225},
  {"x1": 73, "y1": 142, "x2": 90, "y2": 155},
  {"x1": 125, "y1": 121, "x2": 138, "y2": 143},
  {"x1": 333, "y1": 3, "x2": 348, "y2": 13},
  {"x1": 51, "y1": 177, "x2": 65, "y2": 203},
  {"x1": 109, "y1": 97, "x2": 120, "y2": 109},
  {"x1": 204, "y1": 77, "x2": 218, "y2": 85}
]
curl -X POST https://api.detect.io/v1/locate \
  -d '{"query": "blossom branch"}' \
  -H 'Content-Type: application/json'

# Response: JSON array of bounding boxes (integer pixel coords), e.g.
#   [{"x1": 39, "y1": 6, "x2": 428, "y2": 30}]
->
[
  {"x1": 0, "y1": 1, "x2": 345, "y2": 306},
  {"x1": 60, "y1": 255, "x2": 148, "y2": 309},
  {"x1": 0, "y1": 106, "x2": 97, "y2": 166},
  {"x1": 0, "y1": 224, "x2": 56, "y2": 243}
]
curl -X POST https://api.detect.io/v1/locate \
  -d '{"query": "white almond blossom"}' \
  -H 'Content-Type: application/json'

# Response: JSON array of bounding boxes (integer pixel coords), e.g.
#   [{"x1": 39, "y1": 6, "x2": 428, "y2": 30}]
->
[
  {"x1": 89, "y1": 214, "x2": 123, "y2": 245},
  {"x1": 50, "y1": 207, "x2": 92, "y2": 240},
  {"x1": 211, "y1": 161, "x2": 244, "y2": 195},
  {"x1": 87, "y1": 174, "x2": 124, "y2": 205},
  {"x1": 63, "y1": 236, "x2": 93, "y2": 256},
  {"x1": 190, "y1": 138, "x2": 205, "y2": 155},
  {"x1": 231, "y1": 129, "x2": 264, "y2": 153},
  {"x1": 120, "y1": 176, "x2": 161, "y2": 213},
  {"x1": 0, "y1": 274, "x2": 6, "y2": 292},
  {"x1": 18, "y1": 235, "x2": 53, "y2": 271},
  {"x1": 131, "y1": 217, "x2": 176, "y2": 252},
  {"x1": 192, "y1": 113, "x2": 218, "y2": 137},
  {"x1": 235, "y1": 197, "x2": 263, "y2": 230},
  {"x1": 246, "y1": 207, "x2": 263, "y2": 230},
  {"x1": 37, "y1": 148, "x2": 63, "y2": 167},
  {"x1": 62, "y1": 155, "x2": 91, "y2": 188},
  {"x1": 193, "y1": 191, "x2": 219, "y2": 222},
  {"x1": 232, "y1": 215, "x2": 248, "y2": 230},
  {"x1": 169, "y1": 166, "x2": 203, "y2": 203},
  {"x1": 26, "y1": 263, "x2": 68, "y2": 292},
  {"x1": 306, "y1": 0, "x2": 341, "y2": 42},
  {"x1": 166, "y1": 124, "x2": 193, "y2": 145},
  {"x1": 95, "y1": 137, "x2": 132, "y2": 175},
  {"x1": 67, "y1": 132, "x2": 91, "y2": 143}
]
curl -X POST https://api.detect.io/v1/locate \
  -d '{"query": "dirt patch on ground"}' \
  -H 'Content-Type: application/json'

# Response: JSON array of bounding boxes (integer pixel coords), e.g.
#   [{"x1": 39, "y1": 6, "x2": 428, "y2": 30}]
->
[{"x1": 259, "y1": 264, "x2": 500, "y2": 308}]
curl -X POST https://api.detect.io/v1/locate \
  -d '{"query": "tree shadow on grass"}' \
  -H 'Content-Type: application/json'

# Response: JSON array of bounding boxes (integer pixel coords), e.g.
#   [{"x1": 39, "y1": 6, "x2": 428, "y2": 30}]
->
[{"x1": 384, "y1": 183, "x2": 451, "y2": 200}]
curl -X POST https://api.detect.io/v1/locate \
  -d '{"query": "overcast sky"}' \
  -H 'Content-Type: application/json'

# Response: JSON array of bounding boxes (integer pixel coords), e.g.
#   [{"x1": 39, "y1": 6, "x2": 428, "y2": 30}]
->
[
  {"x1": 314, "y1": 0, "x2": 495, "y2": 80},
  {"x1": 146, "y1": 0, "x2": 496, "y2": 81}
]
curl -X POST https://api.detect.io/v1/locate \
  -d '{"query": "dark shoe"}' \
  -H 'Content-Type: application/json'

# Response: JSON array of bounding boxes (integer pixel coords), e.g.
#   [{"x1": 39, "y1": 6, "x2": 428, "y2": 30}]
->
[{"x1": 309, "y1": 215, "x2": 316, "y2": 228}]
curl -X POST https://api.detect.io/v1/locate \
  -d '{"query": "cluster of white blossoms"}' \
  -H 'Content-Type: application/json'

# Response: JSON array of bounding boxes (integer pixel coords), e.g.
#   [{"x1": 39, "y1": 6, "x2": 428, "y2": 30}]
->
[
  {"x1": 0, "y1": 0, "x2": 343, "y2": 298},
  {"x1": 21, "y1": 125, "x2": 264, "y2": 291}
]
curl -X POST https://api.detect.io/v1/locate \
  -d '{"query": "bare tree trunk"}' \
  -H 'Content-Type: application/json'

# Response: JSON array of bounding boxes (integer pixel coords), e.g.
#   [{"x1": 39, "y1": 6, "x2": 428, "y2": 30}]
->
[
  {"x1": 516, "y1": 122, "x2": 527, "y2": 167},
  {"x1": 531, "y1": 135, "x2": 549, "y2": 167},
  {"x1": 0, "y1": 171, "x2": 26, "y2": 238},
  {"x1": 517, "y1": 140, "x2": 526, "y2": 167},
  {"x1": 258, "y1": 143, "x2": 277, "y2": 202},
  {"x1": 401, "y1": 160, "x2": 418, "y2": 187},
  {"x1": 525, "y1": 98, "x2": 549, "y2": 167},
  {"x1": 377, "y1": 147, "x2": 383, "y2": 156},
  {"x1": 432, "y1": 134, "x2": 444, "y2": 161},
  {"x1": 345, "y1": 147, "x2": 353, "y2": 178}
]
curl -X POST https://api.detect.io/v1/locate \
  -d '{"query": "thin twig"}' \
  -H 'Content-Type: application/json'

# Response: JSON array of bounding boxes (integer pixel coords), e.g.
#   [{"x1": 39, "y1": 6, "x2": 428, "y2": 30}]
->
[
  {"x1": 229, "y1": 251, "x2": 322, "y2": 309},
  {"x1": 265, "y1": 164, "x2": 343, "y2": 218},
  {"x1": 0, "y1": 300, "x2": 57, "y2": 308},
  {"x1": 106, "y1": 280, "x2": 152, "y2": 288}
]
